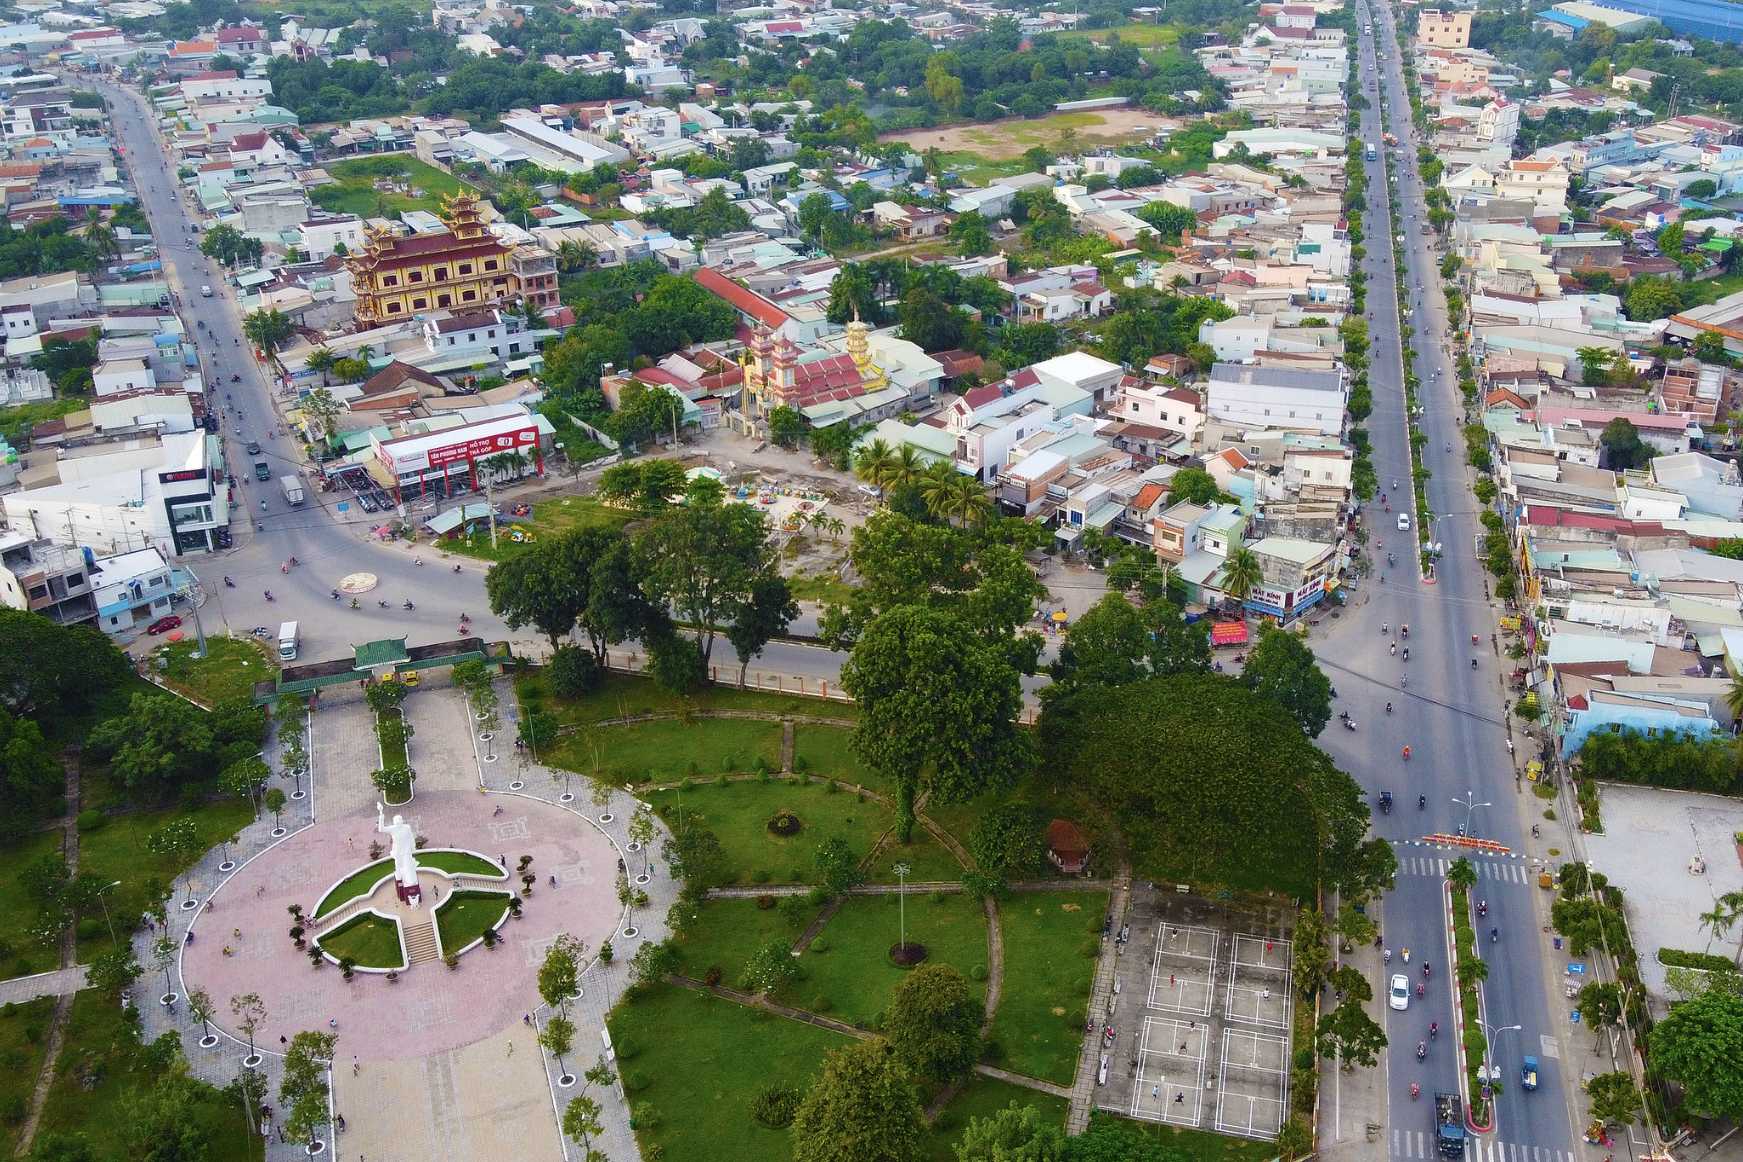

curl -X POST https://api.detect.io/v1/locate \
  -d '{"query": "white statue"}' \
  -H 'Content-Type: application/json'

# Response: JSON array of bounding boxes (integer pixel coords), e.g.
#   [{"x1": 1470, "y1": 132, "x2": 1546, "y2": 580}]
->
[{"x1": 376, "y1": 802, "x2": 421, "y2": 906}]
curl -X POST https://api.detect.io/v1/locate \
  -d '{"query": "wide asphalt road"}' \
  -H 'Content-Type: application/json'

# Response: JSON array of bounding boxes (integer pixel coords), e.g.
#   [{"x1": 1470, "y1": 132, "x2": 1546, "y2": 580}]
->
[{"x1": 1308, "y1": 12, "x2": 1593, "y2": 1162}]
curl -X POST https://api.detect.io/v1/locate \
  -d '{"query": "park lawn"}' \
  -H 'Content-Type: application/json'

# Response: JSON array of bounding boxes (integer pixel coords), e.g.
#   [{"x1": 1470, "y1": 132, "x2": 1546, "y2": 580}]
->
[
  {"x1": 799, "y1": 893, "x2": 988, "y2": 1025},
  {"x1": 518, "y1": 670, "x2": 856, "y2": 729},
  {"x1": 1110, "y1": 1113, "x2": 1281, "y2": 1162},
  {"x1": 672, "y1": 897, "x2": 820, "y2": 984},
  {"x1": 784, "y1": 568, "x2": 856, "y2": 605},
  {"x1": 428, "y1": 495, "x2": 632, "y2": 564},
  {"x1": 39, "y1": 991, "x2": 253, "y2": 1162},
  {"x1": 549, "y1": 717, "x2": 784, "y2": 786},
  {"x1": 74, "y1": 801, "x2": 256, "y2": 964},
  {"x1": 315, "y1": 859, "x2": 392, "y2": 918},
  {"x1": 924, "y1": 1076, "x2": 1069, "y2": 1162},
  {"x1": 313, "y1": 156, "x2": 473, "y2": 218},
  {"x1": 434, "y1": 889, "x2": 511, "y2": 955},
  {"x1": 656, "y1": 779, "x2": 892, "y2": 887},
  {"x1": 0, "y1": 997, "x2": 55, "y2": 1151},
  {"x1": 0, "y1": 831, "x2": 72, "y2": 977},
  {"x1": 150, "y1": 636, "x2": 276, "y2": 707},
  {"x1": 608, "y1": 981, "x2": 852, "y2": 1162},
  {"x1": 989, "y1": 890, "x2": 1110, "y2": 1085},
  {"x1": 865, "y1": 826, "x2": 964, "y2": 885},
  {"x1": 317, "y1": 911, "x2": 405, "y2": 969},
  {"x1": 791, "y1": 726, "x2": 883, "y2": 790},
  {"x1": 417, "y1": 850, "x2": 503, "y2": 878}
]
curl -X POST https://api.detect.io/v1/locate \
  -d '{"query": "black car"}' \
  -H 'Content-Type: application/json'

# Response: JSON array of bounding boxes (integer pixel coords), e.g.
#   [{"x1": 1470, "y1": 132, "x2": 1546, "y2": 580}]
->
[{"x1": 245, "y1": 440, "x2": 262, "y2": 455}]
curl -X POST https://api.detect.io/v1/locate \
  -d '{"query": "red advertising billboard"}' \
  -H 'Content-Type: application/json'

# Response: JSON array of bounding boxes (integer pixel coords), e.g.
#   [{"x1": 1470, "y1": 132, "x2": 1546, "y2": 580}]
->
[{"x1": 424, "y1": 426, "x2": 540, "y2": 469}]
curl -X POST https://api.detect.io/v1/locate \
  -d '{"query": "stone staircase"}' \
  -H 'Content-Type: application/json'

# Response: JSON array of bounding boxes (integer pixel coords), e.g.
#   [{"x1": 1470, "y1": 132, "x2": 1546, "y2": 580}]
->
[{"x1": 403, "y1": 917, "x2": 440, "y2": 965}]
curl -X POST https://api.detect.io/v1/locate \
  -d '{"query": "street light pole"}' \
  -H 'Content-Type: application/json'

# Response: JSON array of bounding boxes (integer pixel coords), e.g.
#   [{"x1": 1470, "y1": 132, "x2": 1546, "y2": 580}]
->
[
  {"x1": 96, "y1": 879, "x2": 122, "y2": 947},
  {"x1": 1450, "y1": 790, "x2": 1491, "y2": 837},
  {"x1": 893, "y1": 863, "x2": 910, "y2": 952}
]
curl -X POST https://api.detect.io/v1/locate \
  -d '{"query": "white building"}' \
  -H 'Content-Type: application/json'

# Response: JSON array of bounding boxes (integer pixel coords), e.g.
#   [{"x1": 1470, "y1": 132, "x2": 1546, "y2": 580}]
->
[{"x1": 1205, "y1": 362, "x2": 1347, "y2": 436}]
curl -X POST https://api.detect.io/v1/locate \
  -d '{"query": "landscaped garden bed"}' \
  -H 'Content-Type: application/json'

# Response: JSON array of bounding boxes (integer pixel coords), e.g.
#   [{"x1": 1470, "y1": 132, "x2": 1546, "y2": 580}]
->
[
  {"x1": 315, "y1": 911, "x2": 405, "y2": 970},
  {"x1": 434, "y1": 889, "x2": 512, "y2": 955},
  {"x1": 314, "y1": 859, "x2": 392, "y2": 919},
  {"x1": 987, "y1": 890, "x2": 1109, "y2": 1085},
  {"x1": 416, "y1": 850, "x2": 505, "y2": 878}
]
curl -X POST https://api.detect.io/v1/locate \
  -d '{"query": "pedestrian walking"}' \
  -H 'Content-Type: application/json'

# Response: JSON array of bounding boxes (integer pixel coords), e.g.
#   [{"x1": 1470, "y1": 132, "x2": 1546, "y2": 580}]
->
[
  {"x1": 508, "y1": 1040, "x2": 514, "y2": 1056},
  {"x1": 280, "y1": 1035, "x2": 288, "y2": 1045},
  {"x1": 1170, "y1": 975, "x2": 1175, "y2": 986},
  {"x1": 1152, "y1": 1086, "x2": 1159, "y2": 1099},
  {"x1": 353, "y1": 1055, "x2": 359, "y2": 1075}
]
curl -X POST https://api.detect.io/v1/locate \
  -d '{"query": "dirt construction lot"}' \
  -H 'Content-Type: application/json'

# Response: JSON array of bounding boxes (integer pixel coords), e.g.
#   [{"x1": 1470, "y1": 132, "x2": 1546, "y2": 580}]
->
[{"x1": 879, "y1": 108, "x2": 1164, "y2": 160}]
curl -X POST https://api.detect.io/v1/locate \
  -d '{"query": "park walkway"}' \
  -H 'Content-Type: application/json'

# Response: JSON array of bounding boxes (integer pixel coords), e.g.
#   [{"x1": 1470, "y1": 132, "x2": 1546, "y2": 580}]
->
[{"x1": 1066, "y1": 863, "x2": 1133, "y2": 1135}]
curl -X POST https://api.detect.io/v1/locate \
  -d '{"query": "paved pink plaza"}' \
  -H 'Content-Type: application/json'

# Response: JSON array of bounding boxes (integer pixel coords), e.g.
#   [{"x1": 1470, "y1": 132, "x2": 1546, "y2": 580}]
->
[{"x1": 183, "y1": 789, "x2": 622, "y2": 1060}]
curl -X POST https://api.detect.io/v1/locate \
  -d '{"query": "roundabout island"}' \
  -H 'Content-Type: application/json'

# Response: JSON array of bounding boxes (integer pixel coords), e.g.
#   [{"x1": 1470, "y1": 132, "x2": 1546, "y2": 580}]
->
[{"x1": 181, "y1": 787, "x2": 623, "y2": 1062}]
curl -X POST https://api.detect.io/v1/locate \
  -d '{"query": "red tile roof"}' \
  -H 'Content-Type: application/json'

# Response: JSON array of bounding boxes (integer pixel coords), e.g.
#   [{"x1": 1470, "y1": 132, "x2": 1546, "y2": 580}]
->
[
  {"x1": 1044, "y1": 819, "x2": 1090, "y2": 858},
  {"x1": 694, "y1": 267, "x2": 790, "y2": 330},
  {"x1": 1132, "y1": 482, "x2": 1166, "y2": 511}
]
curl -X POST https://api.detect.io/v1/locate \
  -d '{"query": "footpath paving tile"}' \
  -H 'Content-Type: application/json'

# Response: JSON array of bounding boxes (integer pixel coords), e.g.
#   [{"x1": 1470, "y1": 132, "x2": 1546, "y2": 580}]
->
[
  {"x1": 403, "y1": 683, "x2": 486, "y2": 795},
  {"x1": 312, "y1": 695, "x2": 382, "y2": 820}
]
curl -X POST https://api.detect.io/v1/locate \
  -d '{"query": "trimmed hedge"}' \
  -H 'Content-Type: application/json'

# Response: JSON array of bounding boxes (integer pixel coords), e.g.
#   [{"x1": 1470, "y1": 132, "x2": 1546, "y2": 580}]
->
[{"x1": 1659, "y1": 948, "x2": 1733, "y2": 972}]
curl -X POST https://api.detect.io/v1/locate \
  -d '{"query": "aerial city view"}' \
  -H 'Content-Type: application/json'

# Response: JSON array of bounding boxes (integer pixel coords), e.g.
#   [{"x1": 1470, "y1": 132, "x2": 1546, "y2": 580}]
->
[{"x1": 4, "y1": 0, "x2": 1743, "y2": 1157}]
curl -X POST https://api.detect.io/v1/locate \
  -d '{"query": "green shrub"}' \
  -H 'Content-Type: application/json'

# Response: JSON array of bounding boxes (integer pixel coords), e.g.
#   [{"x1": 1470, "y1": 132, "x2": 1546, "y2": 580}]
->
[
  {"x1": 793, "y1": 756, "x2": 808, "y2": 772},
  {"x1": 752, "y1": 870, "x2": 771, "y2": 884},
  {"x1": 623, "y1": 1068, "x2": 653, "y2": 1093},
  {"x1": 928, "y1": 890, "x2": 946, "y2": 904},
  {"x1": 755, "y1": 894, "x2": 775, "y2": 910},
  {"x1": 970, "y1": 964, "x2": 988, "y2": 981},
  {"x1": 1659, "y1": 948, "x2": 1733, "y2": 972},
  {"x1": 1073, "y1": 976, "x2": 1092, "y2": 996},
  {"x1": 808, "y1": 938, "x2": 829, "y2": 954},
  {"x1": 632, "y1": 1104, "x2": 663, "y2": 1131},
  {"x1": 76, "y1": 918, "x2": 101, "y2": 941},
  {"x1": 807, "y1": 886, "x2": 829, "y2": 905},
  {"x1": 614, "y1": 1036, "x2": 640, "y2": 1060},
  {"x1": 812, "y1": 994, "x2": 833, "y2": 1013},
  {"x1": 788, "y1": 867, "x2": 804, "y2": 883},
  {"x1": 75, "y1": 810, "x2": 106, "y2": 832},
  {"x1": 749, "y1": 1084, "x2": 802, "y2": 1129},
  {"x1": 1079, "y1": 938, "x2": 1101, "y2": 959}
]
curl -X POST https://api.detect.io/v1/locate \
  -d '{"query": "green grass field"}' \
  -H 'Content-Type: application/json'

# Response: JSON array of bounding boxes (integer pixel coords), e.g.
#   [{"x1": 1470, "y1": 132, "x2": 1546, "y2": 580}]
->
[
  {"x1": 924, "y1": 1077, "x2": 1069, "y2": 1162},
  {"x1": 417, "y1": 850, "x2": 503, "y2": 878},
  {"x1": 434, "y1": 889, "x2": 511, "y2": 955},
  {"x1": 549, "y1": 717, "x2": 784, "y2": 786},
  {"x1": 673, "y1": 898, "x2": 819, "y2": 985},
  {"x1": 317, "y1": 911, "x2": 405, "y2": 969},
  {"x1": 310, "y1": 156, "x2": 473, "y2": 219},
  {"x1": 0, "y1": 831, "x2": 71, "y2": 977},
  {"x1": 314, "y1": 859, "x2": 392, "y2": 918},
  {"x1": 988, "y1": 891, "x2": 1109, "y2": 1085},
  {"x1": 791, "y1": 727, "x2": 874, "y2": 787},
  {"x1": 607, "y1": 981, "x2": 853, "y2": 1162},
  {"x1": 799, "y1": 892, "x2": 988, "y2": 1025},
  {"x1": 40, "y1": 991, "x2": 253, "y2": 1161},
  {"x1": 651, "y1": 779, "x2": 891, "y2": 887},
  {"x1": 430, "y1": 495, "x2": 631, "y2": 564},
  {"x1": 149, "y1": 636, "x2": 276, "y2": 707},
  {"x1": 518, "y1": 671, "x2": 855, "y2": 731},
  {"x1": 0, "y1": 997, "x2": 55, "y2": 1152},
  {"x1": 1055, "y1": 21, "x2": 1179, "y2": 44},
  {"x1": 865, "y1": 825, "x2": 963, "y2": 885},
  {"x1": 74, "y1": 801, "x2": 256, "y2": 963}
]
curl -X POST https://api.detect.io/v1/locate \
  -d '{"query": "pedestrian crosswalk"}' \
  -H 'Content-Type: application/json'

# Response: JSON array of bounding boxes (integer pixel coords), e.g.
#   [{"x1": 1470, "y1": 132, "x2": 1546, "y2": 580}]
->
[
  {"x1": 1392, "y1": 854, "x2": 1539, "y2": 883},
  {"x1": 1393, "y1": 1129, "x2": 1579, "y2": 1162}
]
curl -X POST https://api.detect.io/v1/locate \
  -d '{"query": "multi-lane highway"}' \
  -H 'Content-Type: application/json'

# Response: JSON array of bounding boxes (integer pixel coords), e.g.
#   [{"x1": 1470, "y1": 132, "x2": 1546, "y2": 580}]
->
[{"x1": 1312, "y1": 9, "x2": 1594, "y2": 1162}]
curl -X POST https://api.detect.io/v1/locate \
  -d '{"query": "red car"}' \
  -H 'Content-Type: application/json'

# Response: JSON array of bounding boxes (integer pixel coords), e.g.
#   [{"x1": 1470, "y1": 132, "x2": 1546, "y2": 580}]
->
[{"x1": 146, "y1": 615, "x2": 182, "y2": 635}]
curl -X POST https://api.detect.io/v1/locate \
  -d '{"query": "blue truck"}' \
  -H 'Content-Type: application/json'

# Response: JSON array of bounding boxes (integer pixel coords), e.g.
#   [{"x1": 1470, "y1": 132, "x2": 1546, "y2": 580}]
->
[
  {"x1": 1522, "y1": 1056, "x2": 1539, "y2": 1091},
  {"x1": 1435, "y1": 1093, "x2": 1466, "y2": 1157}
]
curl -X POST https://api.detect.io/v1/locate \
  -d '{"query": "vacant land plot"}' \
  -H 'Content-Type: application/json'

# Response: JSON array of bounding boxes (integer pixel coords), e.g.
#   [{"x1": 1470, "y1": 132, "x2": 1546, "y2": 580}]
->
[
  {"x1": 608, "y1": 981, "x2": 852, "y2": 1162},
  {"x1": 1056, "y1": 22, "x2": 1179, "y2": 44},
  {"x1": 519, "y1": 671, "x2": 854, "y2": 730},
  {"x1": 429, "y1": 495, "x2": 630, "y2": 564},
  {"x1": 310, "y1": 156, "x2": 473, "y2": 219},
  {"x1": 879, "y1": 108, "x2": 1162, "y2": 162},
  {"x1": 150, "y1": 636, "x2": 276, "y2": 707},
  {"x1": 991, "y1": 890, "x2": 1109, "y2": 1085}
]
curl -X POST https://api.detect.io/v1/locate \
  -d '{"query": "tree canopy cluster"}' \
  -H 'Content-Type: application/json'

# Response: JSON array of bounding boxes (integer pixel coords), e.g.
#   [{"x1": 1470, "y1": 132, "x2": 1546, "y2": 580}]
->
[{"x1": 1040, "y1": 673, "x2": 1389, "y2": 899}]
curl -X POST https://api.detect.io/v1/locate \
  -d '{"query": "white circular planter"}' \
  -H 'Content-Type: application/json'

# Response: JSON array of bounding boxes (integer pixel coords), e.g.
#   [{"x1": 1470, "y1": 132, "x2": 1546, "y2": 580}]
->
[
  {"x1": 558, "y1": 1073, "x2": 577, "y2": 1088},
  {"x1": 483, "y1": 754, "x2": 497, "y2": 764},
  {"x1": 200, "y1": 1034, "x2": 220, "y2": 1049},
  {"x1": 479, "y1": 732, "x2": 494, "y2": 742},
  {"x1": 597, "y1": 813, "x2": 614, "y2": 824},
  {"x1": 181, "y1": 899, "x2": 199, "y2": 910},
  {"x1": 635, "y1": 874, "x2": 650, "y2": 886},
  {"x1": 271, "y1": 827, "x2": 287, "y2": 838},
  {"x1": 509, "y1": 780, "x2": 523, "y2": 790},
  {"x1": 626, "y1": 841, "x2": 642, "y2": 853},
  {"x1": 219, "y1": 861, "x2": 236, "y2": 872},
  {"x1": 243, "y1": 1053, "x2": 263, "y2": 1069},
  {"x1": 559, "y1": 793, "x2": 575, "y2": 803},
  {"x1": 160, "y1": 992, "x2": 179, "y2": 1006},
  {"x1": 291, "y1": 789, "x2": 306, "y2": 800},
  {"x1": 306, "y1": 1141, "x2": 326, "y2": 1156},
  {"x1": 620, "y1": 926, "x2": 639, "y2": 939}
]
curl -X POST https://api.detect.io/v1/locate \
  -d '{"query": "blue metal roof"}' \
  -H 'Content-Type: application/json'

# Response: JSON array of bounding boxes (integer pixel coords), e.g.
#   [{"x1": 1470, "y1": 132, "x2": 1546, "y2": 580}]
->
[
  {"x1": 1536, "y1": 9, "x2": 1589, "y2": 30},
  {"x1": 1595, "y1": 0, "x2": 1743, "y2": 42}
]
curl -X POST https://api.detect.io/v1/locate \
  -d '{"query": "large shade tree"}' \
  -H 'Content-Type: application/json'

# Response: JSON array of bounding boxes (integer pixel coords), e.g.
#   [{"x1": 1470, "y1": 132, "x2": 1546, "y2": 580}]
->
[{"x1": 790, "y1": 1041, "x2": 923, "y2": 1162}]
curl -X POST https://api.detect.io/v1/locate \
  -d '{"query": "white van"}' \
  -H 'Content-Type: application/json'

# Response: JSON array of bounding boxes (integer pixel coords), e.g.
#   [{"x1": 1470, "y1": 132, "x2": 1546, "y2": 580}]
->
[{"x1": 278, "y1": 621, "x2": 299, "y2": 661}]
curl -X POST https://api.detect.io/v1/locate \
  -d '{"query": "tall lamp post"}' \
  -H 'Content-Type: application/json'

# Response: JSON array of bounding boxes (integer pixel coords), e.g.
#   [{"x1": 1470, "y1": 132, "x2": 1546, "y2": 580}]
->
[
  {"x1": 1475, "y1": 1020, "x2": 1521, "y2": 1101},
  {"x1": 1450, "y1": 790, "x2": 1491, "y2": 838},
  {"x1": 892, "y1": 863, "x2": 910, "y2": 953},
  {"x1": 96, "y1": 879, "x2": 122, "y2": 947}
]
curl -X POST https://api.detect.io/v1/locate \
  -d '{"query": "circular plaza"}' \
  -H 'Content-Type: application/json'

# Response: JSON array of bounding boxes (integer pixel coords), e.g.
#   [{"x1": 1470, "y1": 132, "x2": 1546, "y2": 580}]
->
[{"x1": 181, "y1": 788, "x2": 623, "y2": 1061}]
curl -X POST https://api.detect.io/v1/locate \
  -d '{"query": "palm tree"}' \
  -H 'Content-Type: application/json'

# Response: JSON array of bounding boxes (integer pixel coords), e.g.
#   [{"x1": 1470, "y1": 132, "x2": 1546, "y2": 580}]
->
[
  {"x1": 476, "y1": 449, "x2": 530, "y2": 549},
  {"x1": 1221, "y1": 547, "x2": 1263, "y2": 602},
  {"x1": 881, "y1": 446, "x2": 926, "y2": 492},
  {"x1": 305, "y1": 347, "x2": 337, "y2": 385},
  {"x1": 1699, "y1": 901, "x2": 1732, "y2": 955},
  {"x1": 854, "y1": 438, "x2": 895, "y2": 488},
  {"x1": 918, "y1": 461, "x2": 957, "y2": 520},
  {"x1": 1725, "y1": 673, "x2": 1743, "y2": 722},
  {"x1": 555, "y1": 240, "x2": 596, "y2": 273},
  {"x1": 946, "y1": 473, "x2": 992, "y2": 526},
  {"x1": 1448, "y1": 857, "x2": 1478, "y2": 892}
]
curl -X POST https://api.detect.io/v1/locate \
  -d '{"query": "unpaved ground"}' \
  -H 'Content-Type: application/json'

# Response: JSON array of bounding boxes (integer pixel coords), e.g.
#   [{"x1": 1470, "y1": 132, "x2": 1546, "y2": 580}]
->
[{"x1": 879, "y1": 108, "x2": 1169, "y2": 161}]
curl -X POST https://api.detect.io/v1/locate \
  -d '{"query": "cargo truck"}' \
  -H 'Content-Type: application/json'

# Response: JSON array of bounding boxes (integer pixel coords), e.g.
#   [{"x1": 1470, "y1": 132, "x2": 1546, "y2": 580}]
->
[
  {"x1": 253, "y1": 459, "x2": 271, "y2": 482},
  {"x1": 1521, "y1": 1056, "x2": 1538, "y2": 1091},
  {"x1": 280, "y1": 475, "x2": 305, "y2": 505},
  {"x1": 1435, "y1": 1093, "x2": 1466, "y2": 1157}
]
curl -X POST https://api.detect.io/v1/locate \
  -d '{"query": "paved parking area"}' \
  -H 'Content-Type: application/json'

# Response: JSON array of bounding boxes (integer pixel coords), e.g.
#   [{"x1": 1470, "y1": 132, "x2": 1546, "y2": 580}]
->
[{"x1": 1585, "y1": 783, "x2": 1743, "y2": 1015}]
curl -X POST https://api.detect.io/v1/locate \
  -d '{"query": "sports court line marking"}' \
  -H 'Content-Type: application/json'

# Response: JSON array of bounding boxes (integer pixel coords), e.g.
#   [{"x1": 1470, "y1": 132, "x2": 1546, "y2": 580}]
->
[
  {"x1": 1214, "y1": 1026, "x2": 1289, "y2": 1140},
  {"x1": 1147, "y1": 924, "x2": 1217, "y2": 1016},
  {"x1": 1129, "y1": 1014, "x2": 1209, "y2": 1127}
]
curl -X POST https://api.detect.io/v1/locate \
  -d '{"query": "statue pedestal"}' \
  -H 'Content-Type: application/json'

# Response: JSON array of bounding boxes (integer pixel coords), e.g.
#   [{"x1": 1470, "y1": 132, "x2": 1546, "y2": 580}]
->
[{"x1": 395, "y1": 880, "x2": 423, "y2": 908}]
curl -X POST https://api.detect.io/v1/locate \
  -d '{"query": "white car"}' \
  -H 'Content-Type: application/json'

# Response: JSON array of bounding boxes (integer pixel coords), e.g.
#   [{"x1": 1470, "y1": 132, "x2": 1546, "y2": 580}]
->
[
  {"x1": 1397, "y1": 513, "x2": 1411, "y2": 532},
  {"x1": 200, "y1": 285, "x2": 213, "y2": 297},
  {"x1": 1389, "y1": 974, "x2": 1410, "y2": 1010}
]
